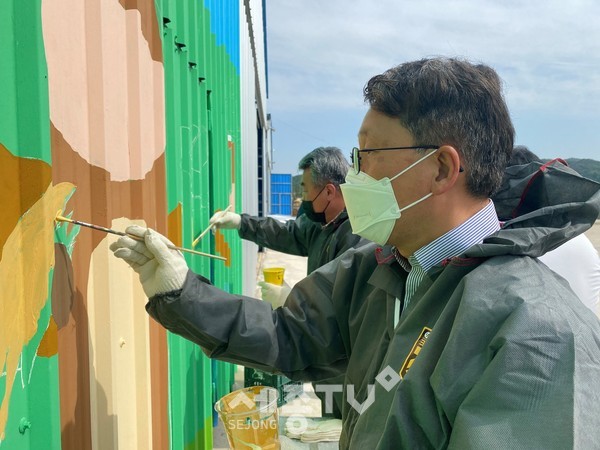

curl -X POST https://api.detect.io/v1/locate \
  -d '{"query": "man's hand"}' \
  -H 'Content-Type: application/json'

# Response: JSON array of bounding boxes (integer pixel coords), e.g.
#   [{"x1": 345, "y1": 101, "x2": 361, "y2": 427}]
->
[
  {"x1": 110, "y1": 225, "x2": 189, "y2": 298},
  {"x1": 257, "y1": 280, "x2": 291, "y2": 308},
  {"x1": 209, "y1": 211, "x2": 241, "y2": 229}
]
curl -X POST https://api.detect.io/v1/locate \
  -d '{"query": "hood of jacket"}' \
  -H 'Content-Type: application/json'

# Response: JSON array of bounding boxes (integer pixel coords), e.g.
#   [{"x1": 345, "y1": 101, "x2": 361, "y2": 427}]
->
[{"x1": 467, "y1": 158, "x2": 600, "y2": 259}]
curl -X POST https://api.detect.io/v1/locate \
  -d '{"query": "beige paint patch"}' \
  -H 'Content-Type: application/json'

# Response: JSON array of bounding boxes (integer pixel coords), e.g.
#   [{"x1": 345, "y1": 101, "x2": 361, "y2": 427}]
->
[
  {"x1": 41, "y1": 0, "x2": 165, "y2": 181},
  {"x1": 87, "y1": 217, "x2": 152, "y2": 450},
  {"x1": 0, "y1": 182, "x2": 74, "y2": 440}
]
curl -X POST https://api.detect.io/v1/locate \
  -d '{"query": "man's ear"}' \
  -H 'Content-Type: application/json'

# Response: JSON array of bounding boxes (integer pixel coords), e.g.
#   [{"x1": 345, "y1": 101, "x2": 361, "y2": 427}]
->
[
  {"x1": 432, "y1": 145, "x2": 462, "y2": 194},
  {"x1": 325, "y1": 183, "x2": 337, "y2": 198}
]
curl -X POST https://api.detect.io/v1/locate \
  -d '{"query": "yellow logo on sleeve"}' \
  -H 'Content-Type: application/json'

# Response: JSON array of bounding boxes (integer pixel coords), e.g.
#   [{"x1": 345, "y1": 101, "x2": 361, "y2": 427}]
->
[{"x1": 400, "y1": 327, "x2": 432, "y2": 378}]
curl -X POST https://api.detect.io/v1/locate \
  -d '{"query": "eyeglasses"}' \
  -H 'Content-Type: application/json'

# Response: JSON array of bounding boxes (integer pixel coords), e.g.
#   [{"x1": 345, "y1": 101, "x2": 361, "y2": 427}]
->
[{"x1": 350, "y1": 146, "x2": 439, "y2": 174}]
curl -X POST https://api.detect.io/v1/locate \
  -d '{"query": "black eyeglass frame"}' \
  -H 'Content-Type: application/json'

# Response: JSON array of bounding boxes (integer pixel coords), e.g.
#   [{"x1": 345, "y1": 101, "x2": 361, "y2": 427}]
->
[{"x1": 350, "y1": 146, "x2": 439, "y2": 174}]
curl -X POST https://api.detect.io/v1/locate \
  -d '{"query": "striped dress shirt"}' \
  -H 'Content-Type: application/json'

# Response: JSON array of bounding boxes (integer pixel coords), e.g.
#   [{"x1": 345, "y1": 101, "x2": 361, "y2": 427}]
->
[{"x1": 392, "y1": 200, "x2": 501, "y2": 326}]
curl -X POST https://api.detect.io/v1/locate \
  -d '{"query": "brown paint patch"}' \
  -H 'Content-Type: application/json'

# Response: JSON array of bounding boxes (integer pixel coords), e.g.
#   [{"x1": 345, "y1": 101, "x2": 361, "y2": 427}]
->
[
  {"x1": 52, "y1": 242, "x2": 75, "y2": 328},
  {"x1": 51, "y1": 123, "x2": 168, "y2": 449},
  {"x1": 37, "y1": 316, "x2": 59, "y2": 357},
  {"x1": 118, "y1": 0, "x2": 163, "y2": 63},
  {"x1": 149, "y1": 322, "x2": 169, "y2": 450},
  {"x1": 0, "y1": 143, "x2": 52, "y2": 257},
  {"x1": 0, "y1": 181, "x2": 74, "y2": 439},
  {"x1": 214, "y1": 229, "x2": 232, "y2": 267},
  {"x1": 167, "y1": 203, "x2": 183, "y2": 247}
]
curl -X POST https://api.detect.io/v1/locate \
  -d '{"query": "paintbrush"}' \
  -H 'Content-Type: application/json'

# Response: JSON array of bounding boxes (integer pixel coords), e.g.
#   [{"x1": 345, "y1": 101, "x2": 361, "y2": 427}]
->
[
  {"x1": 54, "y1": 213, "x2": 227, "y2": 261},
  {"x1": 192, "y1": 205, "x2": 232, "y2": 248}
]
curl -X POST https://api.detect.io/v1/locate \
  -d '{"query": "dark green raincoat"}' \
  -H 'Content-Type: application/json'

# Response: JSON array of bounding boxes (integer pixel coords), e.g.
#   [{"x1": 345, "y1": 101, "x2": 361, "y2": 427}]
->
[
  {"x1": 148, "y1": 161, "x2": 600, "y2": 449},
  {"x1": 238, "y1": 211, "x2": 366, "y2": 274}
]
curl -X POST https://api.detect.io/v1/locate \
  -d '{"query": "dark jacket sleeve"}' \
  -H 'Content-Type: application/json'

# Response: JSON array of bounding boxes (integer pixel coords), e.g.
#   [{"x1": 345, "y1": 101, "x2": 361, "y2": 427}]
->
[
  {"x1": 237, "y1": 213, "x2": 318, "y2": 256},
  {"x1": 145, "y1": 269, "x2": 349, "y2": 381},
  {"x1": 330, "y1": 220, "x2": 370, "y2": 261}
]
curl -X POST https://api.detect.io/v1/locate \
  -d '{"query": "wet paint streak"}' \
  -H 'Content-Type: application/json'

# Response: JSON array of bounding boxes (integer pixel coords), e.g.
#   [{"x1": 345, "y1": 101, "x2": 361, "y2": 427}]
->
[{"x1": 0, "y1": 182, "x2": 74, "y2": 440}]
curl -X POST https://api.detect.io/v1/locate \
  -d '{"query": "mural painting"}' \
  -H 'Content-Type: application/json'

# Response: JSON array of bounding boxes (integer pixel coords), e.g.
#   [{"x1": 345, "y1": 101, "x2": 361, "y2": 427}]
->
[{"x1": 1, "y1": 0, "x2": 245, "y2": 447}]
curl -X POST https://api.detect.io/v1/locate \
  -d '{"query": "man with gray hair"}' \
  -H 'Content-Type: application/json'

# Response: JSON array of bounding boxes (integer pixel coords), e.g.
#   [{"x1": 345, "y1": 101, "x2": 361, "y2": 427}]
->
[{"x1": 209, "y1": 145, "x2": 366, "y2": 285}]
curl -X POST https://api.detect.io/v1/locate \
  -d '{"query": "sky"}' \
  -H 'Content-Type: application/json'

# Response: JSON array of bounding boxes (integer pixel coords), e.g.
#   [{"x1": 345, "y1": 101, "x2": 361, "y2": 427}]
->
[{"x1": 264, "y1": 0, "x2": 600, "y2": 175}]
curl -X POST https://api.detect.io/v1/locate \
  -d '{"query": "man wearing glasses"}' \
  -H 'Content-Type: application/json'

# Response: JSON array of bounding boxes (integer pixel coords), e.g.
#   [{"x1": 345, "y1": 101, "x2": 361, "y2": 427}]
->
[{"x1": 112, "y1": 57, "x2": 600, "y2": 448}]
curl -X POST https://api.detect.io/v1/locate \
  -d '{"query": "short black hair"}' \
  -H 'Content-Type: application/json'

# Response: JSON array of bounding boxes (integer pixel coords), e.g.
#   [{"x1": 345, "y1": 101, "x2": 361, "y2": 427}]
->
[{"x1": 364, "y1": 57, "x2": 515, "y2": 198}]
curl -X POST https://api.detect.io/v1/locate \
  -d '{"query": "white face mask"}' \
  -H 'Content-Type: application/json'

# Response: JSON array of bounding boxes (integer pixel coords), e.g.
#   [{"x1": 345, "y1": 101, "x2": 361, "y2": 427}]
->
[{"x1": 340, "y1": 150, "x2": 437, "y2": 245}]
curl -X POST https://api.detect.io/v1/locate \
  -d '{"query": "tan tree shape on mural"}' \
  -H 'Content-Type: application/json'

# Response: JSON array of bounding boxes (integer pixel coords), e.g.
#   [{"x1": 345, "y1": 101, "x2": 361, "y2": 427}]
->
[{"x1": 0, "y1": 181, "x2": 74, "y2": 440}]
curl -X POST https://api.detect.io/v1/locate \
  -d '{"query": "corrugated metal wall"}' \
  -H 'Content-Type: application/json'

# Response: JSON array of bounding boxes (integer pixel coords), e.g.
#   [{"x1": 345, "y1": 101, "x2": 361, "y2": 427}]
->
[
  {"x1": 0, "y1": 1, "x2": 62, "y2": 448},
  {"x1": 0, "y1": 0, "x2": 268, "y2": 448},
  {"x1": 158, "y1": 0, "x2": 242, "y2": 448}
]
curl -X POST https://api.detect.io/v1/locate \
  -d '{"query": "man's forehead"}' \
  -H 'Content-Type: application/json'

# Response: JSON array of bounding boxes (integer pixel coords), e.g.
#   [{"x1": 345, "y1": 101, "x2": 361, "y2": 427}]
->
[
  {"x1": 301, "y1": 168, "x2": 312, "y2": 188},
  {"x1": 357, "y1": 110, "x2": 383, "y2": 141}
]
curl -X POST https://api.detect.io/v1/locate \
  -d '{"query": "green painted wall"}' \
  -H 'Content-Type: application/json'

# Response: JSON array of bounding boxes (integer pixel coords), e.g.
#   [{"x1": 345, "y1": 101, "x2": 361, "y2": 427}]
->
[
  {"x1": 158, "y1": 0, "x2": 242, "y2": 448},
  {"x1": 0, "y1": 0, "x2": 51, "y2": 164},
  {"x1": 0, "y1": 0, "x2": 61, "y2": 448}
]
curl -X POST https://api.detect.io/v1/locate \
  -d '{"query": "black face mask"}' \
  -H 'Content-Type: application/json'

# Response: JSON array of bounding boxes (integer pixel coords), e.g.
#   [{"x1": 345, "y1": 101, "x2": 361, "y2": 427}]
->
[{"x1": 301, "y1": 185, "x2": 330, "y2": 224}]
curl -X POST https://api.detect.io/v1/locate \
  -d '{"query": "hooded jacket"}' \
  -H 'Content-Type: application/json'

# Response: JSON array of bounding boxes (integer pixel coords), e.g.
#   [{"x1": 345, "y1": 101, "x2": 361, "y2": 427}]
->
[
  {"x1": 148, "y1": 160, "x2": 600, "y2": 449},
  {"x1": 238, "y1": 210, "x2": 366, "y2": 274},
  {"x1": 493, "y1": 158, "x2": 600, "y2": 315}
]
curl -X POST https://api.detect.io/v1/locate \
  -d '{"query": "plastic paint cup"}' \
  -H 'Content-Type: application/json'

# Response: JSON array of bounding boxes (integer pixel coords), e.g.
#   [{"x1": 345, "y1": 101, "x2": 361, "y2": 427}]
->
[
  {"x1": 215, "y1": 386, "x2": 280, "y2": 449},
  {"x1": 263, "y1": 267, "x2": 285, "y2": 286}
]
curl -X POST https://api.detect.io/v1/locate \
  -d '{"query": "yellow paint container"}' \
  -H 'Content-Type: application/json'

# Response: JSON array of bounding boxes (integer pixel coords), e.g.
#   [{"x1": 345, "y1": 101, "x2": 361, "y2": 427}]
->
[
  {"x1": 263, "y1": 267, "x2": 285, "y2": 286},
  {"x1": 215, "y1": 386, "x2": 280, "y2": 449}
]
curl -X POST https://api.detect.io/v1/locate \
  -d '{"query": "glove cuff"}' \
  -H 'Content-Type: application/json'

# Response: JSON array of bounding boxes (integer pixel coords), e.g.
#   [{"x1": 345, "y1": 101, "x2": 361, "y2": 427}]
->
[
  {"x1": 158, "y1": 269, "x2": 187, "y2": 294},
  {"x1": 275, "y1": 285, "x2": 292, "y2": 308}
]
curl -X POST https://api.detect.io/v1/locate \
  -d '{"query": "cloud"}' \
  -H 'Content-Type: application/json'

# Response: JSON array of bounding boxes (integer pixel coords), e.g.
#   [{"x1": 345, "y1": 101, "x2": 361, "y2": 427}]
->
[{"x1": 267, "y1": 0, "x2": 600, "y2": 115}]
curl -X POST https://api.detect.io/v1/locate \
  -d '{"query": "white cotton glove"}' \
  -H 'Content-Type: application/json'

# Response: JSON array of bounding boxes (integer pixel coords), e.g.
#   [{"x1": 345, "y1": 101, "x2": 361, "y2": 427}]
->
[
  {"x1": 109, "y1": 225, "x2": 189, "y2": 298},
  {"x1": 284, "y1": 418, "x2": 342, "y2": 442},
  {"x1": 208, "y1": 211, "x2": 241, "y2": 229},
  {"x1": 257, "y1": 280, "x2": 291, "y2": 308}
]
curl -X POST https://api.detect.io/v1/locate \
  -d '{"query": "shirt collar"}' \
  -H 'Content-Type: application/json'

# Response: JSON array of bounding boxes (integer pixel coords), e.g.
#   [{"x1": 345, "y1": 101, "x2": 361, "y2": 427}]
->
[
  {"x1": 321, "y1": 208, "x2": 347, "y2": 229},
  {"x1": 393, "y1": 200, "x2": 500, "y2": 273}
]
